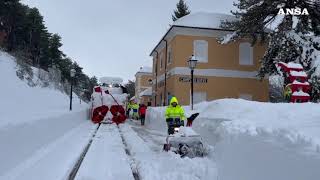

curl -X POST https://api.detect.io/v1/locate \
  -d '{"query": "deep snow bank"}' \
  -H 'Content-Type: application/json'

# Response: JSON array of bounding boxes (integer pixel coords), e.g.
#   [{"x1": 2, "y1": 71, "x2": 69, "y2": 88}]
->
[
  {"x1": 145, "y1": 99, "x2": 320, "y2": 180},
  {"x1": 0, "y1": 110, "x2": 96, "y2": 180},
  {"x1": 120, "y1": 123, "x2": 217, "y2": 180},
  {"x1": 0, "y1": 51, "x2": 86, "y2": 128},
  {"x1": 0, "y1": 51, "x2": 93, "y2": 179}
]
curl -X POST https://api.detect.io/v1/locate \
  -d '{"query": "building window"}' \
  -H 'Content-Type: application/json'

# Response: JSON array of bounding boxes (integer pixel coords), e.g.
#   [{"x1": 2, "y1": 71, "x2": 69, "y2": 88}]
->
[
  {"x1": 191, "y1": 92, "x2": 207, "y2": 104},
  {"x1": 160, "y1": 53, "x2": 163, "y2": 70},
  {"x1": 160, "y1": 93, "x2": 163, "y2": 106},
  {"x1": 239, "y1": 94, "x2": 252, "y2": 101},
  {"x1": 239, "y1": 42, "x2": 253, "y2": 65},
  {"x1": 153, "y1": 57, "x2": 157, "y2": 74},
  {"x1": 167, "y1": 46, "x2": 172, "y2": 64},
  {"x1": 148, "y1": 79, "x2": 153, "y2": 85},
  {"x1": 193, "y1": 40, "x2": 208, "y2": 63}
]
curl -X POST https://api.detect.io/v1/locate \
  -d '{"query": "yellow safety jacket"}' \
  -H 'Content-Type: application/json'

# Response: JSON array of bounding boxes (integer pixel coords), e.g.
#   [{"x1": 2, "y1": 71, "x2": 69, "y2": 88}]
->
[
  {"x1": 165, "y1": 97, "x2": 186, "y2": 121},
  {"x1": 132, "y1": 103, "x2": 139, "y2": 113},
  {"x1": 284, "y1": 84, "x2": 292, "y2": 98}
]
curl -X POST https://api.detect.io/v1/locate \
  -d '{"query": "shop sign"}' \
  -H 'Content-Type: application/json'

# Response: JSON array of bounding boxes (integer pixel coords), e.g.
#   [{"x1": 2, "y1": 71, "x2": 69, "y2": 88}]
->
[{"x1": 178, "y1": 77, "x2": 208, "y2": 83}]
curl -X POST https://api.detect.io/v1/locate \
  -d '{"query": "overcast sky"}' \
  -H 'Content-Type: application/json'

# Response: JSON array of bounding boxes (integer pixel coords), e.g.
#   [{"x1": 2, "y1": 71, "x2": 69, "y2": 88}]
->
[{"x1": 22, "y1": 0, "x2": 235, "y2": 81}]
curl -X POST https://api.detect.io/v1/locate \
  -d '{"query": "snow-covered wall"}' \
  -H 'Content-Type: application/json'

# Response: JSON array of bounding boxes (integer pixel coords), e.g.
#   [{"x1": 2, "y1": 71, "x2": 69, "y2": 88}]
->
[{"x1": 145, "y1": 99, "x2": 320, "y2": 180}]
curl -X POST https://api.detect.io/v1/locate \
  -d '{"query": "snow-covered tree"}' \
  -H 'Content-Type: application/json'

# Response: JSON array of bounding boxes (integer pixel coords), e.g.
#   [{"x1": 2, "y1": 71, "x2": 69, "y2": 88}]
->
[
  {"x1": 222, "y1": 0, "x2": 320, "y2": 101},
  {"x1": 172, "y1": 0, "x2": 191, "y2": 21}
]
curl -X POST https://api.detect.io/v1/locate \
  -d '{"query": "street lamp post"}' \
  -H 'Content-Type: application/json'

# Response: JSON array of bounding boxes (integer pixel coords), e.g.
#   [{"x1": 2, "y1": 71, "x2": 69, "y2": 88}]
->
[
  {"x1": 188, "y1": 55, "x2": 198, "y2": 110},
  {"x1": 70, "y1": 68, "x2": 76, "y2": 111}
]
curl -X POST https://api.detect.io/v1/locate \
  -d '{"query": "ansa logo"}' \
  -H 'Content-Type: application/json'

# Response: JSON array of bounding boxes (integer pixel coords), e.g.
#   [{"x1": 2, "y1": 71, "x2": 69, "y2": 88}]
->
[{"x1": 278, "y1": 8, "x2": 309, "y2": 15}]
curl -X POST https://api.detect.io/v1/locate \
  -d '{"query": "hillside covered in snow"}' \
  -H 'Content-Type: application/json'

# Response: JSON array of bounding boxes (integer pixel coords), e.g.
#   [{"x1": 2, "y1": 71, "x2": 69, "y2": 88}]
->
[
  {"x1": 0, "y1": 51, "x2": 95, "y2": 180},
  {"x1": 0, "y1": 51, "x2": 86, "y2": 128}
]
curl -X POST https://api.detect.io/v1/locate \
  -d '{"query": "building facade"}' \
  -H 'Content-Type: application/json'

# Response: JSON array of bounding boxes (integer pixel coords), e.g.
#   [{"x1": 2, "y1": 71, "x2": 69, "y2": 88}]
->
[
  {"x1": 135, "y1": 67, "x2": 153, "y2": 105},
  {"x1": 150, "y1": 12, "x2": 269, "y2": 106}
]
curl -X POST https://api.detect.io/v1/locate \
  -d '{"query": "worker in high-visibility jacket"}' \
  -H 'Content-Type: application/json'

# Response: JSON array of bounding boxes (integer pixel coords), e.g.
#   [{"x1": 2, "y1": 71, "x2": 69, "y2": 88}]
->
[
  {"x1": 284, "y1": 84, "x2": 292, "y2": 102},
  {"x1": 126, "y1": 100, "x2": 134, "y2": 116},
  {"x1": 165, "y1": 97, "x2": 186, "y2": 135},
  {"x1": 131, "y1": 102, "x2": 139, "y2": 120}
]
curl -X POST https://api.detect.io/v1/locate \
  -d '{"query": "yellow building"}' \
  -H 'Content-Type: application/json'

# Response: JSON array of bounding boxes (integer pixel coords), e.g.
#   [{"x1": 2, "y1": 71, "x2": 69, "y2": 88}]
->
[
  {"x1": 135, "y1": 67, "x2": 153, "y2": 105},
  {"x1": 150, "y1": 12, "x2": 269, "y2": 106}
]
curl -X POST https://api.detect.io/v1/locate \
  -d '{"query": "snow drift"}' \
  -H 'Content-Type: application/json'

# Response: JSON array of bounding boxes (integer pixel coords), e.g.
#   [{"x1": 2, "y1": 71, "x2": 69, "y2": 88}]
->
[
  {"x1": 145, "y1": 99, "x2": 320, "y2": 180},
  {"x1": 0, "y1": 50, "x2": 92, "y2": 179},
  {"x1": 0, "y1": 50, "x2": 86, "y2": 128}
]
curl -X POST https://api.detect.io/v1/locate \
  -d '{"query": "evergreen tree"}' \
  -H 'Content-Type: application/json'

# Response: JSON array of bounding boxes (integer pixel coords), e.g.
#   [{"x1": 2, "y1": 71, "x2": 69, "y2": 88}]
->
[
  {"x1": 172, "y1": 0, "x2": 191, "y2": 21},
  {"x1": 25, "y1": 8, "x2": 48, "y2": 67},
  {"x1": 124, "y1": 80, "x2": 135, "y2": 99},
  {"x1": 49, "y1": 34, "x2": 63, "y2": 61},
  {"x1": 222, "y1": 0, "x2": 320, "y2": 101},
  {"x1": 0, "y1": 0, "x2": 101, "y2": 101}
]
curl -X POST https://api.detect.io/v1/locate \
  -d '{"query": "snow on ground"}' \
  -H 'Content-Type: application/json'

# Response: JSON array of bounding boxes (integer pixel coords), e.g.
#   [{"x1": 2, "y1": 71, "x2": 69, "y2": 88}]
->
[
  {"x1": 145, "y1": 99, "x2": 320, "y2": 180},
  {"x1": 0, "y1": 50, "x2": 86, "y2": 128},
  {"x1": 120, "y1": 123, "x2": 217, "y2": 180},
  {"x1": 0, "y1": 111, "x2": 96, "y2": 180},
  {"x1": 75, "y1": 124, "x2": 134, "y2": 180},
  {"x1": 0, "y1": 50, "x2": 94, "y2": 179}
]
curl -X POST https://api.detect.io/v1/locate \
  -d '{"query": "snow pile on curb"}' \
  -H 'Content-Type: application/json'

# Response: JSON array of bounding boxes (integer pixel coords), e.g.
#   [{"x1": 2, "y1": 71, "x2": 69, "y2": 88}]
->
[
  {"x1": 194, "y1": 99, "x2": 320, "y2": 147},
  {"x1": 147, "y1": 99, "x2": 320, "y2": 149},
  {"x1": 145, "y1": 99, "x2": 320, "y2": 180}
]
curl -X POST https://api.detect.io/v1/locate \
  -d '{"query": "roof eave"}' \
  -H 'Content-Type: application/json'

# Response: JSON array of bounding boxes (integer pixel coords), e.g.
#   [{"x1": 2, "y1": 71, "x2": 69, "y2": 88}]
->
[{"x1": 149, "y1": 25, "x2": 234, "y2": 57}]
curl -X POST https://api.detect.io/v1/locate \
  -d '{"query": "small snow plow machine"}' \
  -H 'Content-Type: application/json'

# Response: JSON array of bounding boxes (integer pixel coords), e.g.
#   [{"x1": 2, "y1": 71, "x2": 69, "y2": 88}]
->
[{"x1": 163, "y1": 113, "x2": 207, "y2": 158}]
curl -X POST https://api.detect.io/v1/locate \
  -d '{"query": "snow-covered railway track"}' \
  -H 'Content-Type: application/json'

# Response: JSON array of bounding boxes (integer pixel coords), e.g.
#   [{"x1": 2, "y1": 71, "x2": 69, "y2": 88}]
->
[
  {"x1": 68, "y1": 123, "x2": 101, "y2": 180},
  {"x1": 68, "y1": 123, "x2": 139, "y2": 180},
  {"x1": 118, "y1": 126, "x2": 141, "y2": 180}
]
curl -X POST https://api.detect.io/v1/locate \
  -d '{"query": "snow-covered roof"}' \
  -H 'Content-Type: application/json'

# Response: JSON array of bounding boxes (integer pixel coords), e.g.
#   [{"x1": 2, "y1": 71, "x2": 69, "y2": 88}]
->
[
  {"x1": 290, "y1": 71, "x2": 307, "y2": 77},
  {"x1": 150, "y1": 12, "x2": 237, "y2": 56},
  {"x1": 292, "y1": 80, "x2": 309, "y2": 85},
  {"x1": 287, "y1": 62, "x2": 303, "y2": 69},
  {"x1": 137, "y1": 66, "x2": 152, "y2": 73},
  {"x1": 292, "y1": 90, "x2": 310, "y2": 97},
  {"x1": 173, "y1": 12, "x2": 237, "y2": 29},
  {"x1": 139, "y1": 87, "x2": 152, "y2": 97},
  {"x1": 99, "y1": 77, "x2": 123, "y2": 84},
  {"x1": 278, "y1": 62, "x2": 304, "y2": 70}
]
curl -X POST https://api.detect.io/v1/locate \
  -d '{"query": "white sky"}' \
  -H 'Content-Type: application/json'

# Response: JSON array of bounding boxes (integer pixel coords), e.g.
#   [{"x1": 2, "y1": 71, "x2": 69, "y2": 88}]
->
[{"x1": 22, "y1": 0, "x2": 235, "y2": 81}]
